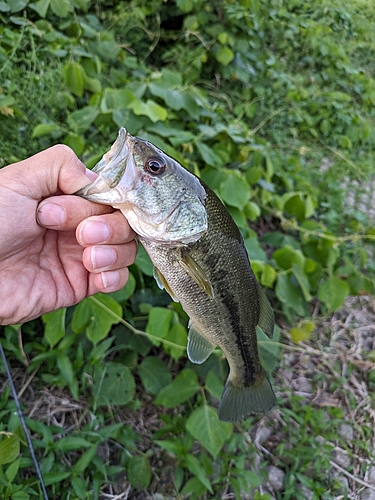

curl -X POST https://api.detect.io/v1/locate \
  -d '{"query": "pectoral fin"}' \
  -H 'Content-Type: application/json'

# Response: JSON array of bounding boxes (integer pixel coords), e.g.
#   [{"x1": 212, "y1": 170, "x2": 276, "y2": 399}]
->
[
  {"x1": 179, "y1": 251, "x2": 214, "y2": 298},
  {"x1": 153, "y1": 267, "x2": 178, "y2": 302},
  {"x1": 256, "y1": 281, "x2": 275, "y2": 338},
  {"x1": 187, "y1": 321, "x2": 215, "y2": 364}
]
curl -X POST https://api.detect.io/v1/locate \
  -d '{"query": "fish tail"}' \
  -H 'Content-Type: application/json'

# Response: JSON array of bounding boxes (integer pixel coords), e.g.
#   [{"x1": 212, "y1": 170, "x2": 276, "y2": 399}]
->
[{"x1": 217, "y1": 369, "x2": 276, "y2": 422}]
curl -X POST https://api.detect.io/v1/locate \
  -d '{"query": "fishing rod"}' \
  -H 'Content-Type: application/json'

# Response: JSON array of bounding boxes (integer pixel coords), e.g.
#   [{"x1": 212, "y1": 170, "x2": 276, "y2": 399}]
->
[{"x1": 0, "y1": 341, "x2": 49, "y2": 500}]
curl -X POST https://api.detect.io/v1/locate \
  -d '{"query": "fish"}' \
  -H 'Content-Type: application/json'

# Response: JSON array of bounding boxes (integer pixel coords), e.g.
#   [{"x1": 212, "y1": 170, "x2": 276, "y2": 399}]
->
[{"x1": 76, "y1": 127, "x2": 276, "y2": 422}]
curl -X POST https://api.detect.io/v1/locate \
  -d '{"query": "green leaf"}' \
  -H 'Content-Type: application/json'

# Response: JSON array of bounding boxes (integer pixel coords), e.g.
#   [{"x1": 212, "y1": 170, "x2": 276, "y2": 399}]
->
[
  {"x1": 109, "y1": 272, "x2": 136, "y2": 303},
  {"x1": 42, "y1": 308, "x2": 66, "y2": 347},
  {"x1": 128, "y1": 455, "x2": 151, "y2": 488},
  {"x1": 318, "y1": 276, "x2": 350, "y2": 310},
  {"x1": 31, "y1": 123, "x2": 60, "y2": 138},
  {"x1": 71, "y1": 293, "x2": 122, "y2": 343},
  {"x1": 71, "y1": 476, "x2": 87, "y2": 498},
  {"x1": 63, "y1": 62, "x2": 85, "y2": 97},
  {"x1": 257, "y1": 325, "x2": 280, "y2": 372},
  {"x1": 285, "y1": 194, "x2": 305, "y2": 221},
  {"x1": 0, "y1": 434, "x2": 20, "y2": 465},
  {"x1": 0, "y1": 94, "x2": 15, "y2": 107},
  {"x1": 275, "y1": 273, "x2": 308, "y2": 316},
  {"x1": 52, "y1": 437, "x2": 91, "y2": 452},
  {"x1": 95, "y1": 422, "x2": 123, "y2": 440},
  {"x1": 68, "y1": 106, "x2": 98, "y2": 133},
  {"x1": 196, "y1": 142, "x2": 222, "y2": 167},
  {"x1": 93, "y1": 362, "x2": 135, "y2": 406},
  {"x1": 89, "y1": 336, "x2": 115, "y2": 363},
  {"x1": 260, "y1": 264, "x2": 277, "y2": 288},
  {"x1": 50, "y1": 0, "x2": 70, "y2": 16},
  {"x1": 5, "y1": 457, "x2": 20, "y2": 482},
  {"x1": 185, "y1": 454, "x2": 213, "y2": 493},
  {"x1": 0, "y1": 1, "x2": 10, "y2": 11},
  {"x1": 186, "y1": 405, "x2": 232, "y2": 457},
  {"x1": 131, "y1": 99, "x2": 168, "y2": 122},
  {"x1": 205, "y1": 370, "x2": 223, "y2": 400},
  {"x1": 57, "y1": 353, "x2": 75, "y2": 385},
  {"x1": 320, "y1": 118, "x2": 331, "y2": 136},
  {"x1": 10, "y1": 493, "x2": 30, "y2": 500},
  {"x1": 154, "y1": 369, "x2": 200, "y2": 407},
  {"x1": 227, "y1": 206, "x2": 247, "y2": 228},
  {"x1": 44, "y1": 471, "x2": 71, "y2": 486},
  {"x1": 244, "y1": 237, "x2": 266, "y2": 261},
  {"x1": 138, "y1": 356, "x2": 172, "y2": 395},
  {"x1": 83, "y1": 75, "x2": 101, "y2": 94},
  {"x1": 135, "y1": 244, "x2": 154, "y2": 276},
  {"x1": 145, "y1": 307, "x2": 174, "y2": 346},
  {"x1": 273, "y1": 246, "x2": 295, "y2": 270},
  {"x1": 162, "y1": 321, "x2": 187, "y2": 360},
  {"x1": 244, "y1": 201, "x2": 261, "y2": 221},
  {"x1": 290, "y1": 321, "x2": 315, "y2": 343},
  {"x1": 304, "y1": 194, "x2": 316, "y2": 218},
  {"x1": 220, "y1": 172, "x2": 250, "y2": 209},
  {"x1": 154, "y1": 439, "x2": 184, "y2": 455},
  {"x1": 216, "y1": 47, "x2": 234, "y2": 66},
  {"x1": 181, "y1": 476, "x2": 208, "y2": 496},
  {"x1": 8, "y1": 0, "x2": 28, "y2": 12},
  {"x1": 101, "y1": 88, "x2": 136, "y2": 112},
  {"x1": 72, "y1": 442, "x2": 99, "y2": 475},
  {"x1": 176, "y1": 0, "x2": 193, "y2": 13},
  {"x1": 30, "y1": 0, "x2": 50, "y2": 17},
  {"x1": 63, "y1": 134, "x2": 85, "y2": 155},
  {"x1": 292, "y1": 263, "x2": 312, "y2": 302},
  {"x1": 282, "y1": 193, "x2": 309, "y2": 222}
]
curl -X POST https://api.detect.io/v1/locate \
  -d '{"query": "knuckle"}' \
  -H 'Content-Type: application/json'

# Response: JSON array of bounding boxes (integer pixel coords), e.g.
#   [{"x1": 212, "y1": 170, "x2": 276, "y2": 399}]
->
[{"x1": 50, "y1": 143, "x2": 77, "y2": 161}]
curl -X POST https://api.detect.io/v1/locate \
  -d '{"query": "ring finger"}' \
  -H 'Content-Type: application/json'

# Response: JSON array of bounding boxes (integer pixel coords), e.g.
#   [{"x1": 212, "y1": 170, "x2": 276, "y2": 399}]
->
[{"x1": 82, "y1": 240, "x2": 138, "y2": 273}]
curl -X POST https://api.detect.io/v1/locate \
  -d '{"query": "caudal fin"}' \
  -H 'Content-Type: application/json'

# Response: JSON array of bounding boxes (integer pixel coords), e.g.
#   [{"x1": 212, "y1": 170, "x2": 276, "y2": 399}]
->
[{"x1": 217, "y1": 370, "x2": 276, "y2": 422}]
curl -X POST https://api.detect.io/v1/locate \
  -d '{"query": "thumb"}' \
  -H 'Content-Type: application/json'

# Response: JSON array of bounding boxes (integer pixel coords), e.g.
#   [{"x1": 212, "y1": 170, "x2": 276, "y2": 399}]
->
[{"x1": 5, "y1": 144, "x2": 98, "y2": 199}]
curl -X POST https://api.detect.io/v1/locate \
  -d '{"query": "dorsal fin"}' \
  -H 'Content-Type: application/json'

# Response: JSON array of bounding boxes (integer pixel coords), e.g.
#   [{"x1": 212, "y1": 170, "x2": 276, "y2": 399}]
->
[{"x1": 256, "y1": 281, "x2": 275, "y2": 338}]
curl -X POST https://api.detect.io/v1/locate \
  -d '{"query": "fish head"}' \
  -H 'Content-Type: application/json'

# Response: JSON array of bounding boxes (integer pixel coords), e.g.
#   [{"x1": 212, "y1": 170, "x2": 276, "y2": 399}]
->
[{"x1": 76, "y1": 127, "x2": 208, "y2": 244}]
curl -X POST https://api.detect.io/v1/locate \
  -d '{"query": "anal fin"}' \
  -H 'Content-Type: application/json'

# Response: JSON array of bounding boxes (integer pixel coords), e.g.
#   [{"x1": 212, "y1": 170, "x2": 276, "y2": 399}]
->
[{"x1": 187, "y1": 321, "x2": 215, "y2": 364}]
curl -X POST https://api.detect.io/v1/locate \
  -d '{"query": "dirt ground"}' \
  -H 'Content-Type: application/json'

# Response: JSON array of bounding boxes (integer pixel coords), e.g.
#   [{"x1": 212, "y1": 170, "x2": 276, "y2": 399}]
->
[{"x1": 1, "y1": 296, "x2": 375, "y2": 499}]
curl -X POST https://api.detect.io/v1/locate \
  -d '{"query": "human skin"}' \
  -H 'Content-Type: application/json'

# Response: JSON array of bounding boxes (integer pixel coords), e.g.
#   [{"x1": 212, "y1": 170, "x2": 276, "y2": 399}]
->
[{"x1": 0, "y1": 144, "x2": 137, "y2": 326}]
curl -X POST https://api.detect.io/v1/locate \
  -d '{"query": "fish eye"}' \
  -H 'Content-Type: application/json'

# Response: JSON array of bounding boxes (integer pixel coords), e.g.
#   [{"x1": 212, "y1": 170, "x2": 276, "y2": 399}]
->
[{"x1": 145, "y1": 157, "x2": 166, "y2": 175}]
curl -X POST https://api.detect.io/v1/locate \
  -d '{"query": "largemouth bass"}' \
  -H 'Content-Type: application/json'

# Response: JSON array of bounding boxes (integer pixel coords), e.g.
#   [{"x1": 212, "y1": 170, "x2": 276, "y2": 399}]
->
[{"x1": 76, "y1": 127, "x2": 276, "y2": 422}]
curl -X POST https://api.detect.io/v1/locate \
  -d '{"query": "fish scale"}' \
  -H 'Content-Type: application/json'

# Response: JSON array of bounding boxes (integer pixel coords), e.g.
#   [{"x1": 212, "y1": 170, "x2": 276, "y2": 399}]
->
[
  {"x1": 146, "y1": 186, "x2": 262, "y2": 383},
  {"x1": 76, "y1": 127, "x2": 277, "y2": 422}
]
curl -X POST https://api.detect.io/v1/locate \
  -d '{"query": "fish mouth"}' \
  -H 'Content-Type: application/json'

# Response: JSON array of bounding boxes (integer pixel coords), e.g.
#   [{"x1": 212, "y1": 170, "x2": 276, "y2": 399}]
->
[{"x1": 76, "y1": 127, "x2": 136, "y2": 204}]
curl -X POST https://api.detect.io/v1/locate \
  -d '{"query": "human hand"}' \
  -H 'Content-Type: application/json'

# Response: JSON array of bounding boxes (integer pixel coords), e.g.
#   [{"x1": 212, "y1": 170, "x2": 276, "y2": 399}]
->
[{"x1": 0, "y1": 145, "x2": 137, "y2": 326}]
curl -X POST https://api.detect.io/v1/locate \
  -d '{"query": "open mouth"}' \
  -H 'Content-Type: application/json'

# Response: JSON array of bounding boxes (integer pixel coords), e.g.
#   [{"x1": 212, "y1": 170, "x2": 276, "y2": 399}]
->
[{"x1": 75, "y1": 127, "x2": 135, "y2": 201}]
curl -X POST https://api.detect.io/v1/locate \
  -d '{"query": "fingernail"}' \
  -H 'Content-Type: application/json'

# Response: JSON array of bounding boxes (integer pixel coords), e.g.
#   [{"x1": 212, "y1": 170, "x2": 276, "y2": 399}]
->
[
  {"x1": 81, "y1": 220, "x2": 110, "y2": 244},
  {"x1": 91, "y1": 246, "x2": 116, "y2": 269},
  {"x1": 102, "y1": 270, "x2": 120, "y2": 289},
  {"x1": 37, "y1": 203, "x2": 66, "y2": 227},
  {"x1": 86, "y1": 168, "x2": 98, "y2": 182}
]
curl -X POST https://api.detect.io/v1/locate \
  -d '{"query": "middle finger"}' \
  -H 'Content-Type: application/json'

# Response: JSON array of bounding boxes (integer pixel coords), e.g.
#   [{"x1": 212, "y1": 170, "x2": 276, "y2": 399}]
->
[{"x1": 77, "y1": 211, "x2": 136, "y2": 246}]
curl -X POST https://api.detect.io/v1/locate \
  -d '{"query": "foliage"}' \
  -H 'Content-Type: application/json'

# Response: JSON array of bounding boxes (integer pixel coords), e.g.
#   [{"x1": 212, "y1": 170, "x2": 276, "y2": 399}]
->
[{"x1": 1, "y1": 0, "x2": 375, "y2": 497}]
